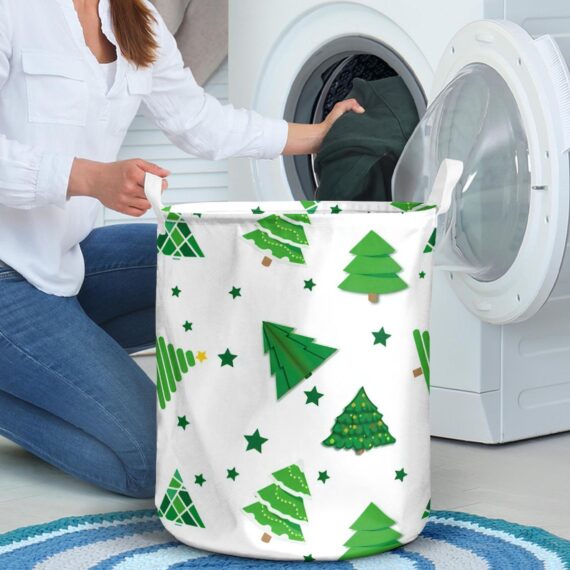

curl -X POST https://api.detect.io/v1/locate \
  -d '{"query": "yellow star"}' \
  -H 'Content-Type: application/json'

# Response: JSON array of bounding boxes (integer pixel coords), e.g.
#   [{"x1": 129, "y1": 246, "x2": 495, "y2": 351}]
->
[{"x1": 196, "y1": 351, "x2": 207, "y2": 363}]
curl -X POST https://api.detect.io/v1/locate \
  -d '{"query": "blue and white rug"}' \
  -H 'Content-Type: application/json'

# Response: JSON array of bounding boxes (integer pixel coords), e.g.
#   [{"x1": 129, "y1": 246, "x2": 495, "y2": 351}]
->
[{"x1": 0, "y1": 509, "x2": 568, "y2": 569}]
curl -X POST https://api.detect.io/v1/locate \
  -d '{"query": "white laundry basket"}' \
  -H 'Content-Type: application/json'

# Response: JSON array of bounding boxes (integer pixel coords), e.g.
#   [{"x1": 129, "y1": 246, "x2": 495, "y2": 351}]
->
[{"x1": 144, "y1": 172, "x2": 440, "y2": 562}]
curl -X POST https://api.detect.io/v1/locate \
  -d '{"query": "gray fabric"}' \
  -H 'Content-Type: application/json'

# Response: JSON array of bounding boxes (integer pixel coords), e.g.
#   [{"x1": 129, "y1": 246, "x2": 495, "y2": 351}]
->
[
  {"x1": 150, "y1": 0, "x2": 191, "y2": 33},
  {"x1": 151, "y1": 0, "x2": 228, "y2": 86}
]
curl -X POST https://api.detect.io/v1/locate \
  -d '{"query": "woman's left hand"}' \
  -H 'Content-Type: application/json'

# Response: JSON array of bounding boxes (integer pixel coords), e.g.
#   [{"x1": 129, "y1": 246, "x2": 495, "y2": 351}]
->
[{"x1": 282, "y1": 98, "x2": 365, "y2": 156}]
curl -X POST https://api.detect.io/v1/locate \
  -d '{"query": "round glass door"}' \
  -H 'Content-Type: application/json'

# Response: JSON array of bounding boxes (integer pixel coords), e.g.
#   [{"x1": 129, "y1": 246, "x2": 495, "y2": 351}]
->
[{"x1": 393, "y1": 63, "x2": 531, "y2": 282}]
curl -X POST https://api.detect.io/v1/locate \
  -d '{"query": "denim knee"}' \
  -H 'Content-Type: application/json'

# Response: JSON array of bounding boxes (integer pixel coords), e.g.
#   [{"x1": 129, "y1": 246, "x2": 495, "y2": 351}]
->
[
  {"x1": 120, "y1": 419, "x2": 157, "y2": 499},
  {"x1": 122, "y1": 446, "x2": 156, "y2": 498},
  {"x1": 124, "y1": 468, "x2": 156, "y2": 499}
]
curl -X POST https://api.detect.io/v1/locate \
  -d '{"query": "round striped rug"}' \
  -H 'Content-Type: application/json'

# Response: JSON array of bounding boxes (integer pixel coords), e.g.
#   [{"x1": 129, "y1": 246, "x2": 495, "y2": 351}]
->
[{"x1": 0, "y1": 510, "x2": 568, "y2": 569}]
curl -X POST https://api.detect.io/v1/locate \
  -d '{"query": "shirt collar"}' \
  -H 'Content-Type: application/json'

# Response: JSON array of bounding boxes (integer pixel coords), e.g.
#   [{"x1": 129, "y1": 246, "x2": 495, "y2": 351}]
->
[
  {"x1": 54, "y1": 0, "x2": 129, "y2": 97},
  {"x1": 97, "y1": 0, "x2": 118, "y2": 48},
  {"x1": 54, "y1": 0, "x2": 118, "y2": 48}
]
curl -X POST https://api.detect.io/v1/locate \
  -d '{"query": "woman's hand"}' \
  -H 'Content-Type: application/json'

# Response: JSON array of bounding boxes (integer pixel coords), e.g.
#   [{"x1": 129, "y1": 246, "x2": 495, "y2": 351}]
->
[
  {"x1": 282, "y1": 98, "x2": 365, "y2": 156},
  {"x1": 67, "y1": 158, "x2": 170, "y2": 216},
  {"x1": 322, "y1": 97, "x2": 366, "y2": 135}
]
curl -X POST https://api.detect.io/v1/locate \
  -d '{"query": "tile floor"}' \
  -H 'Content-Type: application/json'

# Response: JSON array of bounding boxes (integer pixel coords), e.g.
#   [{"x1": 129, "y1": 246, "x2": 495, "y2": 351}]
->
[{"x1": 0, "y1": 351, "x2": 568, "y2": 540}]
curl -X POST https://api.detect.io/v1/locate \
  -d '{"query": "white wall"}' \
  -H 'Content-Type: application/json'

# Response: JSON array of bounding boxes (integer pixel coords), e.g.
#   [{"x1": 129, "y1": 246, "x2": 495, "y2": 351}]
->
[{"x1": 99, "y1": 59, "x2": 229, "y2": 227}]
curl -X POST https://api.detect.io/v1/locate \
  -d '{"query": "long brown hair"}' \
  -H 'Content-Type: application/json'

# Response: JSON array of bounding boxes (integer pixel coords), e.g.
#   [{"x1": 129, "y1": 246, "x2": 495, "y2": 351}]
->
[{"x1": 109, "y1": 0, "x2": 159, "y2": 68}]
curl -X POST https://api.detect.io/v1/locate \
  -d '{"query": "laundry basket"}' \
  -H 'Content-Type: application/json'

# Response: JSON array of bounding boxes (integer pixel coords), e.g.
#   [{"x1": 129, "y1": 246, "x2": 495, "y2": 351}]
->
[{"x1": 144, "y1": 172, "x2": 441, "y2": 562}]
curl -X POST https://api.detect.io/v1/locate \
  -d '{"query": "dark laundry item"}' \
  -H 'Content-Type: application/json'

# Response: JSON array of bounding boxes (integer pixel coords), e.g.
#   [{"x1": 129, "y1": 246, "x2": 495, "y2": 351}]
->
[
  {"x1": 314, "y1": 76, "x2": 419, "y2": 202},
  {"x1": 320, "y1": 54, "x2": 397, "y2": 121}
]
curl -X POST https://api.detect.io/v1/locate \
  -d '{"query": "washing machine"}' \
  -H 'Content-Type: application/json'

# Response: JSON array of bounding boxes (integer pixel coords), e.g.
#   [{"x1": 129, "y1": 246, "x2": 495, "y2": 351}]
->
[{"x1": 227, "y1": 0, "x2": 570, "y2": 443}]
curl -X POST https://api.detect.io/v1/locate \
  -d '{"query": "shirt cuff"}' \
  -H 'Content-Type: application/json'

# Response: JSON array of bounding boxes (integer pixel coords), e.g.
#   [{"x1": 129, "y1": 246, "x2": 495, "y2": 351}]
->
[
  {"x1": 259, "y1": 117, "x2": 289, "y2": 160},
  {"x1": 36, "y1": 152, "x2": 75, "y2": 209}
]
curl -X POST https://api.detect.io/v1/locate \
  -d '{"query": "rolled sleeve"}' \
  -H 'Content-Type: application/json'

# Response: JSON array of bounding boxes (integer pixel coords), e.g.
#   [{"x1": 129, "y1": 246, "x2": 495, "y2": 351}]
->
[
  {"x1": 259, "y1": 116, "x2": 289, "y2": 160},
  {"x1": 36, "y1": 152, "x2": 75, "y2": 209},
  {"x1": 0, "y1": 132, "x2": 75, "y2": 210}
]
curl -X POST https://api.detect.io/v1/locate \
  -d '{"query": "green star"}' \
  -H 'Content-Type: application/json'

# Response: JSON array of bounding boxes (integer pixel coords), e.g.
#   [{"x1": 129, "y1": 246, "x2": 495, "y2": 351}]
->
[
  {"x1": 195, "y1": 474, "x2": 206, "y2": 486},
  {"x1": 372, "y1": 327, "x2": 391, "y2": 346},
  {"x1": 218, "y1": 348, "x2": 237, "y2": 367},
  {"x1": 182, "y1": 321, "x2": 193, "y2": 332},
  {"x1": 171, "y1": 286, "x2": 181, "y2": 297},
  {"x1": 419, "y1": 271, "x2": 426, "y2": 279},
  {"x1": 330, "y1": 204, "x2": 342, "y2": 214},
  {"x1": 244, "y1": 429, "x2": 268, "y2": 453},
  {"x1": 227, "y1": 467, "x2": 239, "y2": 481},
  {"x1": 251, "y1": 206, "x2": 264, "y2": 214},
  {"x1": 193, "y1": 212, "x2": 202, "y2": 218},
  {"x1": 229, "y1": 286, "x2": 242, "y2": 299},
  {"x1": 304, "y1": 554, "x2": 315, "y2": 562},
  {"x1": 304, "y1": 386, "x2": 324, "y2": 406},
  {"x1": 395, "y1": 468, "x2": 408, "y2": 482},
  {"x1": 317, "y1": 470, "x2": 330, "y2": 484},
  {"x1": 177, "y1": 415, "x2": 190, "y2": 430},
  {"x1": 304, "y1": 278, "x2": 316, "y2": 291}
]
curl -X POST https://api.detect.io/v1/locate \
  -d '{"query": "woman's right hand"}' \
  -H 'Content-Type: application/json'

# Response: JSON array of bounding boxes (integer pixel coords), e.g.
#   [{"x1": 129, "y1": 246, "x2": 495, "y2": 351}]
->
[{"x1": 67, "y1": 158, "x2": 170, "y2": 217}]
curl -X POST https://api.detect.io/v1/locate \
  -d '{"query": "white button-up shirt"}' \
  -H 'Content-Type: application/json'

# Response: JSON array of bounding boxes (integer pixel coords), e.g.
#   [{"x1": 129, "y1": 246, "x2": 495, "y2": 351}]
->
[{"x1": 0, "y1": 0, "x2": 288, "y2": 296}]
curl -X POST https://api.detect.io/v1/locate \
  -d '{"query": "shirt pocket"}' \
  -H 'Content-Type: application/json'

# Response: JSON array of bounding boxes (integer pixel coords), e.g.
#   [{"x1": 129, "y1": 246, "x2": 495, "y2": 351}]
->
[{"x1": 21, "y1": 51, "x2": 88, "y2": 126}]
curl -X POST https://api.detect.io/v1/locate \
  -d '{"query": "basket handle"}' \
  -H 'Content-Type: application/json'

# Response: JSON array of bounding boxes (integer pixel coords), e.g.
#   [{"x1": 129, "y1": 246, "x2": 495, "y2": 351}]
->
[{"x1": 144, "y1": 172, "x2": 166, "y2": 232}]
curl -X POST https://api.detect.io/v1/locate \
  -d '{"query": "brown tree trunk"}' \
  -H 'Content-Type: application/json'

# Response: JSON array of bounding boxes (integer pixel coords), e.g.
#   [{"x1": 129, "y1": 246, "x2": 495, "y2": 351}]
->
[
  {"x1": 368, "y1": 293, "x2": 379, "y2": 303},
  {"x1": 261, "y1": 532, "x2": 272, "y2": 543},
  {"x1": 262, "y1": 256, "x2": 272, "y2": 267},
  {"x1": 413, "y1": 367, "x2": 423, "y2": 378},
  {"x1": 355, "y1": 449, "x2": 365, "y2": 456}
]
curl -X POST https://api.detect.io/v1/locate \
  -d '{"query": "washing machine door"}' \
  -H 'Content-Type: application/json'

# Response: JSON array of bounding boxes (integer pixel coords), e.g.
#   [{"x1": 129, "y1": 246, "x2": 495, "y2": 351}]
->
[{"x1": 392, "y1": 20, "x2": 570, "y2": 325}]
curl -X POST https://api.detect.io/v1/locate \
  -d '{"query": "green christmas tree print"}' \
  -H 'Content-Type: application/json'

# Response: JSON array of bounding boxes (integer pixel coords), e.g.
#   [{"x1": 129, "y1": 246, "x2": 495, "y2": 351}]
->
[
  {"x1": 424, "y1": 229, "x2": 437, "y2": 253},
  {"x1": 262, "y1": 321, "x2": 337, "y2": 400},
  {"x1": 339, "y1": 231, "x2": 408, "y2": 303},
  {"x1": 340, "y1": 503, "x2": 402, "y2": 560},
  {"x1": 301, "y1": 200, "x2": 318, "y2": 214},
  {"x1": 157, "y1": 206, "x2": 204, "y2": 258},
  {"x1": 243, "y1": 463, "x2": 311, "y2": 543},
  {"x1": 422, "y1": 499, "x2": 431, "y2": 519},
  {"x1": 156, "y1": 336, "x2": 196, "y2": 410},
  {"x1": 243, "y1": 212, "x2": 310, "y2": 267},
  {"x1": 158, "y1": 469, "x2": 205, "y2": 528},
  {"x1": 413, "y1": 329, "x2": 430, "y2": 390},
  {"x1": 322, "y1": 387, "x2": 396, "y2": 455}
]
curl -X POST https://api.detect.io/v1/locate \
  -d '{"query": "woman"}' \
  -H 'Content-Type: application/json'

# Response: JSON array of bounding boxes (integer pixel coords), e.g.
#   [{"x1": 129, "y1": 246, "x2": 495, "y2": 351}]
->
[{"x1": 0, "y1": 0, "x2": 364, "y2": 498}]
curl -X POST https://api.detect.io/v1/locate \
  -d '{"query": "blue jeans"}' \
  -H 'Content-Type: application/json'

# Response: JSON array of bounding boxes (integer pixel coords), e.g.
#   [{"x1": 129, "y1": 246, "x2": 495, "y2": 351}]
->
[{"x1": 0, "y1": 223, "x2": 158, "y2": 498}]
